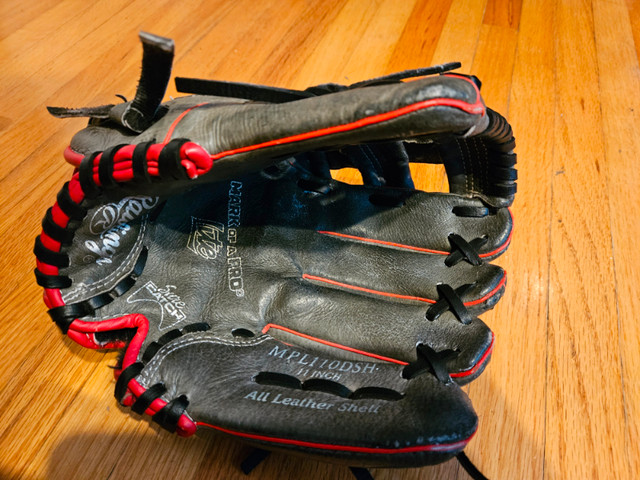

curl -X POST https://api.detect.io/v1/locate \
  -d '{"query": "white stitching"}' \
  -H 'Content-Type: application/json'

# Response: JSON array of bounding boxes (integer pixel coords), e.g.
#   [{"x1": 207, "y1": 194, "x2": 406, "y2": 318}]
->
[
  {"x1": 137, "y1": 335, "x2": 270, "y2": 386},
  {"x1": 62, "y1": 220, "x2": 148, "y2": 303}
]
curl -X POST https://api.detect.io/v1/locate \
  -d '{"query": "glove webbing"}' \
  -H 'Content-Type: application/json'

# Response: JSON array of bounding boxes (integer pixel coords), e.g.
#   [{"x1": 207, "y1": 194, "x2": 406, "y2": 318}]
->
[{"x1": 445, "y1": 108, "x2": 517, "y2": 203}]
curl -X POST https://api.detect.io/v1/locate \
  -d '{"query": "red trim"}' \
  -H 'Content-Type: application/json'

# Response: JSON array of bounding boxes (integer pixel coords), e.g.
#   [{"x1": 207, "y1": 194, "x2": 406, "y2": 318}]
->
[
  {"x1": 43, "y1": 288, "x2": 62, "y2": 309},
  {"x1": 443, "y1": 74, "x2": 484, "y2": 112},
  {"x1": 39, "y1": 231, "x2": 61, "y2": 252},
  {"x1": 82, "y1": 142, "x2": 212, "y2": 184},
  {"x1": 209, "y1": 94, "x2": 484, "y2": 162},
  {"x1": 163, "y1": 103, "x2": 209, "y2": 144},
  {"x1": 262, "y1": 324, "x2": 494, "y2": 379},
  {"x1": 317, "y1": 222, "x2": 513, "y2": 259},
  {"x1": 303, "y1": 274, "x2": 436, "y2": 304},
  {"x1": 64, "y1": 146, "x2": 84, "y2": 167},
  {"x1": 66, "y1": 315, "x2": 197, "y2": 436},
  {"x1": 262, "y1": 324, "x2": 408, "y2": 365},
  {"x1": 450, "y1": 332, "x2": 494, "y2": 379},
  {"x1": 302, "y1": 272, "x2": 506, "y2": 307},
  {"x1": 36, "y1": 259, "x2": 58, "y2": 276},
  {"x1": 65, "y1": 141, "x2": 212, "y2": 179},
  {"x1": 484, "y1": 226, "x2": 511, "y2": 258},
  {"x1": 35, "y1": 157, "x2": 209, "y2": 437},
  {"x1": 198, "y1": 423, "x2": 475, "y2": 454},
  {"x1": 40, "y1": 174, "x2": 87, "y2": 309},
  {"x1": 68, "y1": 316, "x2": 148, "y2": 365},
  {"x1": 317, "y1": 231, "x2": 448, "y2": 255},
  {"x1": 465, "y1": 273, "x2": 506, "y2": 306}
]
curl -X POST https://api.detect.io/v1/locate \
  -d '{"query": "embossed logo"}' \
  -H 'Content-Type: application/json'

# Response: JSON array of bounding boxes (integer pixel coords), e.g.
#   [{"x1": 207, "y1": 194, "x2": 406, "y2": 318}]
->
[{"x1": 187, "y1": 218, "x2": 225, "y2": 260}]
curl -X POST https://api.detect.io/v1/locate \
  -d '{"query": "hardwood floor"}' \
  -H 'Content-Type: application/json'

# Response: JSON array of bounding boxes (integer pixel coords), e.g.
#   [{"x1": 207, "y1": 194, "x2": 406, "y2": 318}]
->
[{"x1": 1, "y1": 1, "x2": 638, "y2": 478}]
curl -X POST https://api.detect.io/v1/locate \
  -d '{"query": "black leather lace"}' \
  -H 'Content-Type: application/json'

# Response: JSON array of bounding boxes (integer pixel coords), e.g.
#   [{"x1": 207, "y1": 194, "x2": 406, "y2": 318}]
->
[
  {"x1": 402, "y1": 343, "x2": 459, "y2": 384},
  {"x1": 240, "y1": 447, "x2": 489, "y2": 480},
  {"x1": 426, "y1": 283, "x2": 474, "y2": 324},
  {"x1": 113, "y1": 322, "x2": 210, "y2": 432},
  {"x1": 174, "y1": 63, "x2": 464, "y2": 103},
  {"x1": 446, "y1": 233, "x2": 488, "y2": 267}
]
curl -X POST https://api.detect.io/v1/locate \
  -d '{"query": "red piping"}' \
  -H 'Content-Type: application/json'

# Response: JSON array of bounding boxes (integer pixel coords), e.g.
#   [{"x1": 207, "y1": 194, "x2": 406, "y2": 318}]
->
[
  {"x1": 303, "y1": 274, "x2": 436, "y2": 304},
  {"x1": 302, "y1": 272, "x2": 507, "y2": 306},
  {"x1": 208, "y1": 95, "x2": 484, "y2": 161},
  {"x1": 318, "y1": 227, "x2": 513, "y2": 259},
  {"x1": 317, "y1": 231, "x2": 449, "y2": 255},
  {"x1": 198, "y1": 423, "x2": 476, "y2": 454},
  {"x1": 262, "y1": 324, "x2": 408, "y2": 365},
  {"x1": 465, "y1": 273, "x2": 506, "y2": 306},
  {"x1": 262, "y1": 324, "x2": 494, "y2": 379},
  {"x1": 163, "y1": 103, "x2": 209, "y2": 143},
  {"x1": 450, "y1": 332, "x2": 495, "y2": 379}
]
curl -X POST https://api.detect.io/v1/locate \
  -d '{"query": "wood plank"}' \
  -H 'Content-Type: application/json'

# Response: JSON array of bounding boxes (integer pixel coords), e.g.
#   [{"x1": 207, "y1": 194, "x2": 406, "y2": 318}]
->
[
  {"x1": 484, "y1": 2, "x2": 557, "y2": 478},
  {"x1": 593, "y1": 0, "x2": 640, "y2": 476},
  {"x1": 164, "y1": 0, "x2": 310, "y2": 85},
  {"x1": 386, "y1": 0, "x2": 453, "y2": 73},
  {"x1": 624, "y1": 0, "x2": 640, "y2": 66},
  {"x1": 1, "y1": 1, "x2": 639, "y2": 479},
  {"x1": 431, "y1": 0, "x2": 488, "y2": 70},
  {"x1": 287, "y1": 0, "x2": 390, "y2": 87},
  {"x1": 0, "y1": 0, "x2": 63, "y2": 41},
  {"x1": 483, "y1": 0, "x2": 523, "y2": 29},
  {"x1": 469, "y1": 24, "x2": 518, "y2": 114},
  {"x1": 237, "y1": 0, "x2": 352, "y2": 88},
  {"x1": 546, "y1": 0, "x2": 629, "y2": 477},
  {"x1": 334, "y1": 0, "x2": 418, "y2": 81},
  {"x1": 460, "y1": 19, "x2": 525, "y2": 480}
]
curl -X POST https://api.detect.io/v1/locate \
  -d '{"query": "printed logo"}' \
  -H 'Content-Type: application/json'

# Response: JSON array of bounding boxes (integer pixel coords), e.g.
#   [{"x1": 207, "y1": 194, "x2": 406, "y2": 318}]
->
[
  {"x1": 84, "y1": 223, "x2": 132, "y2": 265},
  {"x1": 242, "y1": 390, "x2": 381, "y2": 414},
  {"x1": 227, "y1": 181, "x2": 245, "y2": 297},
  {"x1": 267, "y1": 344, "x2": 379, "y2": 381},
  {"x1": 127, "y1": 281, "x2": 187, "y2": 330},
  {"x1": 89, "y1": 196, "x2": 158, "y2": 234},
  {"x1": 187, "y1": 218, "x2": 225, "y2": 260},
  {"x1": 184, "y1": 182, "x2": 246, "y2": 297}
]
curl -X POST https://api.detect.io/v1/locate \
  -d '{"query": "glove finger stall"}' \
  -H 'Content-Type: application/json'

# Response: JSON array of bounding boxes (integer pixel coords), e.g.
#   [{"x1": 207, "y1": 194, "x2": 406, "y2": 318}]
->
[{"x1": 134, "y1": 334, "x2": 478, "y2": 467}]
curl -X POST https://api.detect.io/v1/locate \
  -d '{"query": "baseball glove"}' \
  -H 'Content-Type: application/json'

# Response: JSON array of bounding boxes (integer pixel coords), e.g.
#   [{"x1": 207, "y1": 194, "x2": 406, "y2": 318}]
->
[{"x1": 34, "y1": 32, "x2": 516, "y2": 472}]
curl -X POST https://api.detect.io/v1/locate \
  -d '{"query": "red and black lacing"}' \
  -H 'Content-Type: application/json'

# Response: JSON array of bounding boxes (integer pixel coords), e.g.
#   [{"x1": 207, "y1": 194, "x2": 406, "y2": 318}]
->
[{"x1": 33, "y1": 139, "x2": 212, "y2": 434}]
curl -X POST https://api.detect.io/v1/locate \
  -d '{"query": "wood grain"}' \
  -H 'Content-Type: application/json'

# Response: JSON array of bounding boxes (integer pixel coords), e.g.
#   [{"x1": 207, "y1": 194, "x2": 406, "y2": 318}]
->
[{"x1": 1, "y1": 1, "x2": 639, "y2": 478}]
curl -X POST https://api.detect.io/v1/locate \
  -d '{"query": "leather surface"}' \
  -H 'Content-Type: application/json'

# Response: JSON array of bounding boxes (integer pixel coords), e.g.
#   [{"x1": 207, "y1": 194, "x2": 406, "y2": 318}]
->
[
  {"x1": 68, "y1": 74, "x2": 489, "y2": 194},
  {"x1": 64, "y1": 168, "x2": 510, "y2": 378},
  {"x1": 39, "y1": 32, "x2": 517, "y2": 468},
  {"x1": 51, "y1": 163, "x2": 514, "y2": 466},
  {"x1": 138, "y1": 334, "x2": 477, "y2": 467}
]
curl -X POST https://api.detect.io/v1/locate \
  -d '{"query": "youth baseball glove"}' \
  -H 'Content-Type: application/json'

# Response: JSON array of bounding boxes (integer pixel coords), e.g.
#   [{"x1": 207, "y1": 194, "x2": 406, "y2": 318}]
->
[{"x1": 35, "y1": 32, "x2": 516, "y2": 472}]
